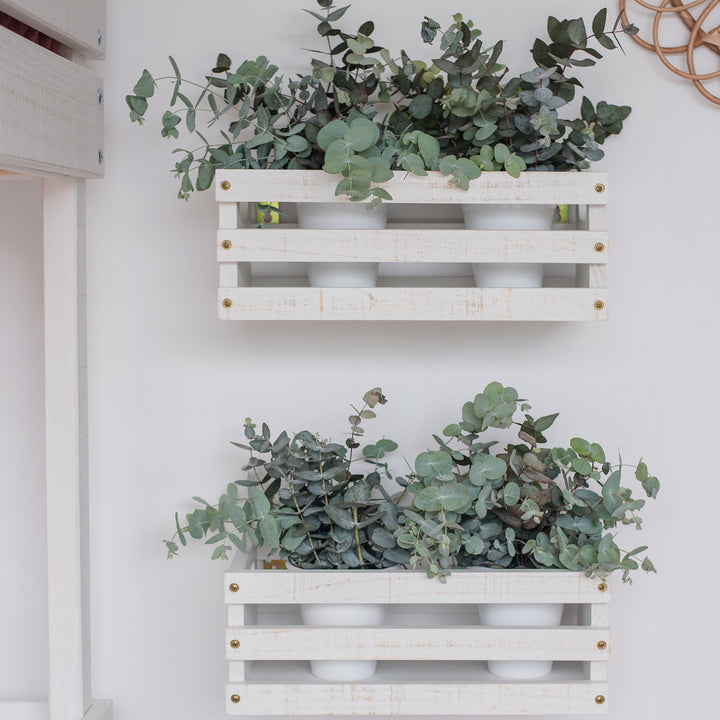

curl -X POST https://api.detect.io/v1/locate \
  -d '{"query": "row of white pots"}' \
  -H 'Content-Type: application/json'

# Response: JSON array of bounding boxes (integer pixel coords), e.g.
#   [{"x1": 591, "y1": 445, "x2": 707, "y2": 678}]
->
[
  {"x1": 300, "y1": 601, "x2": 564, "y2": 682},
  {"x1": 295, "y1": 203, "x2": 556, "y2": 289}
]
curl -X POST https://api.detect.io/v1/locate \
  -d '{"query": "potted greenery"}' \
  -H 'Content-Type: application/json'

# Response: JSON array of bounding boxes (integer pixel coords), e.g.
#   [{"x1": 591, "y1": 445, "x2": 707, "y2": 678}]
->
[
  {"x1": 126, "y1": 3, "x2": 636, "y2": 288},
  {"x1": 164, "y1": 388, "x2": 409, "y2": 681},
  {"x1": 396, "y1": 381, "x2": 659, "y2": 679}
]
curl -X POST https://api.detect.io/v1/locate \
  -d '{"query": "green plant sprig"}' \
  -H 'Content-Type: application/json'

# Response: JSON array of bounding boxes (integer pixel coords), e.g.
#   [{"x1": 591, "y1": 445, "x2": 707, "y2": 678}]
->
[{"x1": 397, "y1": 382, "x2": 659, "y2": 582}]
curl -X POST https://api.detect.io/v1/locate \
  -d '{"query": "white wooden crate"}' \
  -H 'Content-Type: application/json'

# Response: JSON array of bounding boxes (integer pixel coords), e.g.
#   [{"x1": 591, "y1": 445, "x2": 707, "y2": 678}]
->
[
  {"x1": 214, "y1": 170, "x2": 609, "y2": 322},
  {"x1": 223, "y1": 557, "x2": 611, "y2": 716}
]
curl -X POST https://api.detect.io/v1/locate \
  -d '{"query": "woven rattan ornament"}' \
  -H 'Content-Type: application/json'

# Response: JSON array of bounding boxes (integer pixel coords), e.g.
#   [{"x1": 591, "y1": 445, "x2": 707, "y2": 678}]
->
[{"x1": 619, "y1": 0, "x2": 720, "y2": 104}]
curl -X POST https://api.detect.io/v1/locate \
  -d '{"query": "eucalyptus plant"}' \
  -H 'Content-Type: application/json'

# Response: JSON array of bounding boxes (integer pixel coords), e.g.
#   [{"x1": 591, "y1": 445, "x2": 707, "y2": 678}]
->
[
  {"x1": 165, "y1": 388, "x2": 410, "y2": 568},
  {"x1": 397, "y1": 382, "x2": 659, "y2": 583},
  {"x1": 126, "y1": 2, "x2": 636, "y2": 204}
]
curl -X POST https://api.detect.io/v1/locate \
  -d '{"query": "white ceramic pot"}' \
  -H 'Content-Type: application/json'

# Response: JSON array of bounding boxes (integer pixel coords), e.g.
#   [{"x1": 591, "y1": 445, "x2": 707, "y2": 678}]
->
[
  {"x1": 462, "y1": 204, "x2": 556, "y2": 288},
  {"x1": 300, "y1": 603, "x2": 387, "y2": 681},
  {"x1": 296, "y1": 202, "x2": 387, "y2": 287},
  {"x1": 479, "y1": 602, "x2": 564, "y2": 679}
]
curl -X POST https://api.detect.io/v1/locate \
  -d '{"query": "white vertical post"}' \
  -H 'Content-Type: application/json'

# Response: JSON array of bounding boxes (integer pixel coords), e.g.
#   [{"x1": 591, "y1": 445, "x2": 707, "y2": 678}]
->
[{"x1": 43, "y1": 178, "x2": 91, "y2": 720}]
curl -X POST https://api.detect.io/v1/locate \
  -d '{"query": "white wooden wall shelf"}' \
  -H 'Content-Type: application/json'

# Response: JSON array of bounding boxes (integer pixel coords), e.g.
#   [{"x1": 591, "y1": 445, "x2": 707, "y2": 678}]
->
[
  {"x1": 224, "y1": 556, "x2": 611, "y2": 716},
  {"x1": 215, "y1": 170, "x2": 609, "y2": 322},
  {"x1": 0, "y1": 1, "x2": 108, "y2": 718}
]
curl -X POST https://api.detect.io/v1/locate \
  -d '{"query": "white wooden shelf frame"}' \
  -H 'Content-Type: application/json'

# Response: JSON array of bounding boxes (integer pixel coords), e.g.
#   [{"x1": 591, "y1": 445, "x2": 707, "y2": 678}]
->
[
  {"x1": 224, "y1": 557, "x2": 611, "y2": 716},
  {"x1": 1, "y1": 1, "x2": 109, "y2": 718},
  {"x1": 214, "y1": 170, "x2": 609, "y2": 322}
]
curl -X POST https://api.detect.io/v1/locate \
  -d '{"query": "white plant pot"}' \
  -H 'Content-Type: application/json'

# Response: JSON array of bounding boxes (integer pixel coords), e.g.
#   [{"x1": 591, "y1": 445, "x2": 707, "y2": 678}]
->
[
  {"x1": 300, "y1": 603, "x2": 387, "y2": 681},
  {"x1": 297, "y1": 203, "x2": 386, "y2": 287},
  {"x1": 462, "y1": 204, "x2": 556, "y2": 288},
  {"x1": 479, "y1": 602, "x2": 564, "y2": 679}
]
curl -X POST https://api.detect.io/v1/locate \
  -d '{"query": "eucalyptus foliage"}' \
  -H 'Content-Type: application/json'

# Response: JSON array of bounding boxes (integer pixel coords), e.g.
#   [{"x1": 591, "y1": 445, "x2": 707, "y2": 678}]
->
[
  {"x1": 397, "y1": 382, "x2": 659, "y2": 582},
  {"x1": 126, "y1": 2, "x2": 635, "y2": 204},
  {"x1": 165, "y1": 388, "x2": 410, "y2": 568}
]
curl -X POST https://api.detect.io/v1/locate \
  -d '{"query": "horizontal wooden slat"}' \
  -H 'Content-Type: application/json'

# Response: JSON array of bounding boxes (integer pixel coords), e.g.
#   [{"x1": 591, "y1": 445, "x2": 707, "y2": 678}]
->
[
  {"x1": 0, "y1": 0, "x2": 105, "y2": 57},
  {"x1": 217, "y1": 229, "x2": 609, "y2": 264},
  {"x1": 0, "y1": 26, "x2": 103, "y2": 176},
  {"x1": 215, "y1": 170, "x2": 608, "y2": 204},
  {"x1": 226, "y1": 626, "x2": 610, "y2": 661},
  {"x1": 218, "y1": 287, "x2": 608, "y2": 321},
  {"x1": 226, "y1": 681, "x2": 609, "y2": 715},
  {"x1": 224, "y1": 568, "x2": 611, "y2": 604}
]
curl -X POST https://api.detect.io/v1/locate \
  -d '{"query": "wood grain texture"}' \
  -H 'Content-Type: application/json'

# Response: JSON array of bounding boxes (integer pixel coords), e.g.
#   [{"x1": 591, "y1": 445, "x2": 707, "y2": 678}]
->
[
  {"x1": 43, "y1": 179, "x2": 91, "y2": 719},
  {"x1": 226, "y1": 626, "x2": 610, "y2": 662},
  {"x1": 0, "y1": 26, "x2": 103, "y2": 176},
  {"x1": 223, "y1": 567, "x2": 611, "y2": 604},
  {"x1": 0, "y1": 0, "x2": 105, "y2": 57},
  {"x1": 217, "y1": 287, "x2": 609, "y2": 322},
  {"x1": 217, "y1": 229, "x2": 609, "y2": 264},
  {"x1": 215, "y1": 170, "x2": 609, "y2": 205},
  {"x1": 225, "y1": 681, "x2": 609, "y2": 715}
]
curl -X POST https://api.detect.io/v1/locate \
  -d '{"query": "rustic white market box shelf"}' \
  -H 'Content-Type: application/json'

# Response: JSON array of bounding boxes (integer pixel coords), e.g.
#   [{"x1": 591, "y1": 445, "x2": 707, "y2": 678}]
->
[
  {"x1": 214, "y1": 170, "x2": 609, "y2": 322},
  {"x1": 223, "y1": 556, "x2": 611, "y2": 716}
]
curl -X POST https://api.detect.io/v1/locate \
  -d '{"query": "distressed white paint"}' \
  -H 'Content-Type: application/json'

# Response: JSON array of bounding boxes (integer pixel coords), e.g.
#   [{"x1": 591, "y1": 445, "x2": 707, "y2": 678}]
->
[
  {"x1": 43, "y1": 179, "x2": 90, "y2": 720},
  {"x1": 0, "y1": 26, "x2": 103, "y2": 176},
  {"x1": 215, "y1": 171, "x2": 609, "y2": 205},
  {"x1": 0, "y1": 0, "x2": 105, "y2": 57},
  {"x1": 226, "y1": 626, "x2": 610, "y2": 661},
  {"x1": 225, "y1": 679, "x2": 609, "y2": 716},
  {"x1": 217, "y1": 229, "x2": 609, "y2": 264},
  {"x1": 224, "y1": 565, "x2": 610, "y2": 604},
  {"x1": 218, "y1": 287, "x2": 609, "y2": 321}
]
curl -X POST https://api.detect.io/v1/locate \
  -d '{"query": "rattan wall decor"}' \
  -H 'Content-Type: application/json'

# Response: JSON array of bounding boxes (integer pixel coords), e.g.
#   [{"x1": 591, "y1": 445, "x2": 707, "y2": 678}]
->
[{"x1": 619, "y1": 1, "x2": 720, "y2": 104}]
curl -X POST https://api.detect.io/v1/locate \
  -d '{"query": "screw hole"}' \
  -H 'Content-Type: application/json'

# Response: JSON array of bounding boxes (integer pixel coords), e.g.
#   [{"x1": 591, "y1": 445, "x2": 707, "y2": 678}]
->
[
  {"x1": 594, "y1": 300, "x2": 605, "y2": 311},
  {"x1": 220, "y1": 181, "x2": 231, "y2": 191},
  {"x1": 594, "y1": 183, "x2": 605, "y2": 193},
  {"x1": 595, "y1": 695, "x2": 605, "y2": 705},
  {"x1": 228, "y1": 582, "x2": 239, "y2": 592}
]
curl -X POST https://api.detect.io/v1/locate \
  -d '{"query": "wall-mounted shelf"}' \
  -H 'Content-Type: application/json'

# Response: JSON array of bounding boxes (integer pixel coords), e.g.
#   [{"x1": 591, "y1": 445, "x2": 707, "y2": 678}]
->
[
  {"x1": 223, "y1": 556, "x2": 611, "y2": 716},
  {"x1": 215, "y1": 170, "x2": 609, "y2": 322}
]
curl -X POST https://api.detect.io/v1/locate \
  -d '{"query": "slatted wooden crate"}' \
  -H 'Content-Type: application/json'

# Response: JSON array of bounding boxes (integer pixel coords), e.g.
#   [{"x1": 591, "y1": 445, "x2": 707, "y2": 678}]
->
[
  {"x1": 223, "y1": 555, "x2": 611, "y2": 716},
  {"x1": 215, "y1": 170, "x2": 609, "y2": 321}
]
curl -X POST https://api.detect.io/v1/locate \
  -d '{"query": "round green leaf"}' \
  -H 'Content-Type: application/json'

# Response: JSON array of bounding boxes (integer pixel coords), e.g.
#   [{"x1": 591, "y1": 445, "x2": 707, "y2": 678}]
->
[
  {"x1": 414, "y1": 483, "x2": 472, "y2": 512},
  {"x1": 415, "y1": 451, "x2": 453, "y2": 479}
]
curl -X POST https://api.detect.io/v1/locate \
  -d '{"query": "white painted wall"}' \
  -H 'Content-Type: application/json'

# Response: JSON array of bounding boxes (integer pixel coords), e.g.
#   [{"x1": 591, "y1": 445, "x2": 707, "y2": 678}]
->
[
  {"x1": 0, "y1": 177, "x2": 49, "y2": 701},
  {"x1": 1, "y1": 0, "x2": 717, "y2": 716}
]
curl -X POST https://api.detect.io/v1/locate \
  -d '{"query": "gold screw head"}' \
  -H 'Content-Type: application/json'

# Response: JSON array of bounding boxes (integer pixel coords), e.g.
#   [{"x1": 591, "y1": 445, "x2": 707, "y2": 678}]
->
[
  {"x1": 220, "y1": 180, "x2": 231, "y2": 191},
  {"x1": 597, "y1": 640, "x2": 607, "y2": 650},
  {"x1": 222, "y1": 299, "x2": 233, "y2": 309},
  {"x1": 231, "y1": 694, "x2": 241, "y2": 704},
  {"x1": 597, "y1": 581, "x2": 607, "y2": 592},
  {"x1": 594, "y1": 300, "x2": 605, "y2": 311},
  {"x1": 594, "y1": 183, "x2": 605, "y2": 193},
  {"x1": 221, "y1": 240, "x2": 232, "y2": 250},
  {"x1": 594, "y1": 242, "x2": 605, "y2": 253},
  {"x1": 230, "y1": 639, "x2": 240, "y2": 649},
  {"x1": 229, "y1": 582, "x2": 239, "y2": 592},
  {"x1": 595, "y1": 695, "x2": 605, "y2": 705}
]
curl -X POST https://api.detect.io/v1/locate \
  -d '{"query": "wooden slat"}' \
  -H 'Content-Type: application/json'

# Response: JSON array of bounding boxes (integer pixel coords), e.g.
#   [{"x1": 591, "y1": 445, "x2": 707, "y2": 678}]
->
[
  {"x1": 226, "y1": 626, "x2": 610, "y2": 662},
  {"x1": 217, "y1": 287, "x2": 609, "y2": 322},
  {"x1": 0, "y1": 26, "x2": 103, "y2": 177},
  {"x1": 0, "y1": 0, "x2": 105, "y2": 57},
  {"x1": 226, "y1": 682, "x2": 609, "y2": 716},
  {"x1": 224, "y1": 568, "x2": 611, "y2": 604},
  {"x1": 44, "y1": 179, "x2": 91, "y2": 720},
  {"x1": 217, "y1": 229, "x2": 609, "y2": 264},
  {"x1": 215, "y1": 170, "x2": 609, "y2": 205}
]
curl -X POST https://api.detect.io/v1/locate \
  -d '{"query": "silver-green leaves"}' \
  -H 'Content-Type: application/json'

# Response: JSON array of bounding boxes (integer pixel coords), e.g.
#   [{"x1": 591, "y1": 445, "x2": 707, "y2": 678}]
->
[{"x1": 397, "y1": 381, "x2": 659, "y2": 583}]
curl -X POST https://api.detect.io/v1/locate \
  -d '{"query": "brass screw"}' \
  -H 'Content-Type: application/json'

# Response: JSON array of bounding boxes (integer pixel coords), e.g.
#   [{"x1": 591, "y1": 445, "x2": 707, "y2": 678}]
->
[
  {"x1": 594, "y1": 300, "x2": 605, "y2": 311},
  {"x1": 229, "y1": 583, "x2": 239, "y2": 592},
  {"x1": 597, "y1": 640, "x2": 607, "y2": 650},
  {"x1": 230, "y1": 639, "x2": 240, "y2": 649},
  {"x1": 597, "y1": 581, "x2": 607, "y2": 592},
  {"x1": 222, "y1": 299, "x2": 233, "y2": 309},
  {"x1": 594, "y1": 242, "x2": 605, "y2": 253},
  {"x1": 221, "y1": 240, "x2": 232, "y2": 250},
  {"x1": 594, "y1": 183, "x2": 605, "y2": 193},
  {"x1": 231, "y1": 694, "x2": 241, "y2": 704},
  {"x1": 220, "y1": 180, "x2": 231, "y2": 191},
  {"x1": 595, "y1": 695, "x2": 605, "y2": 705}
]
